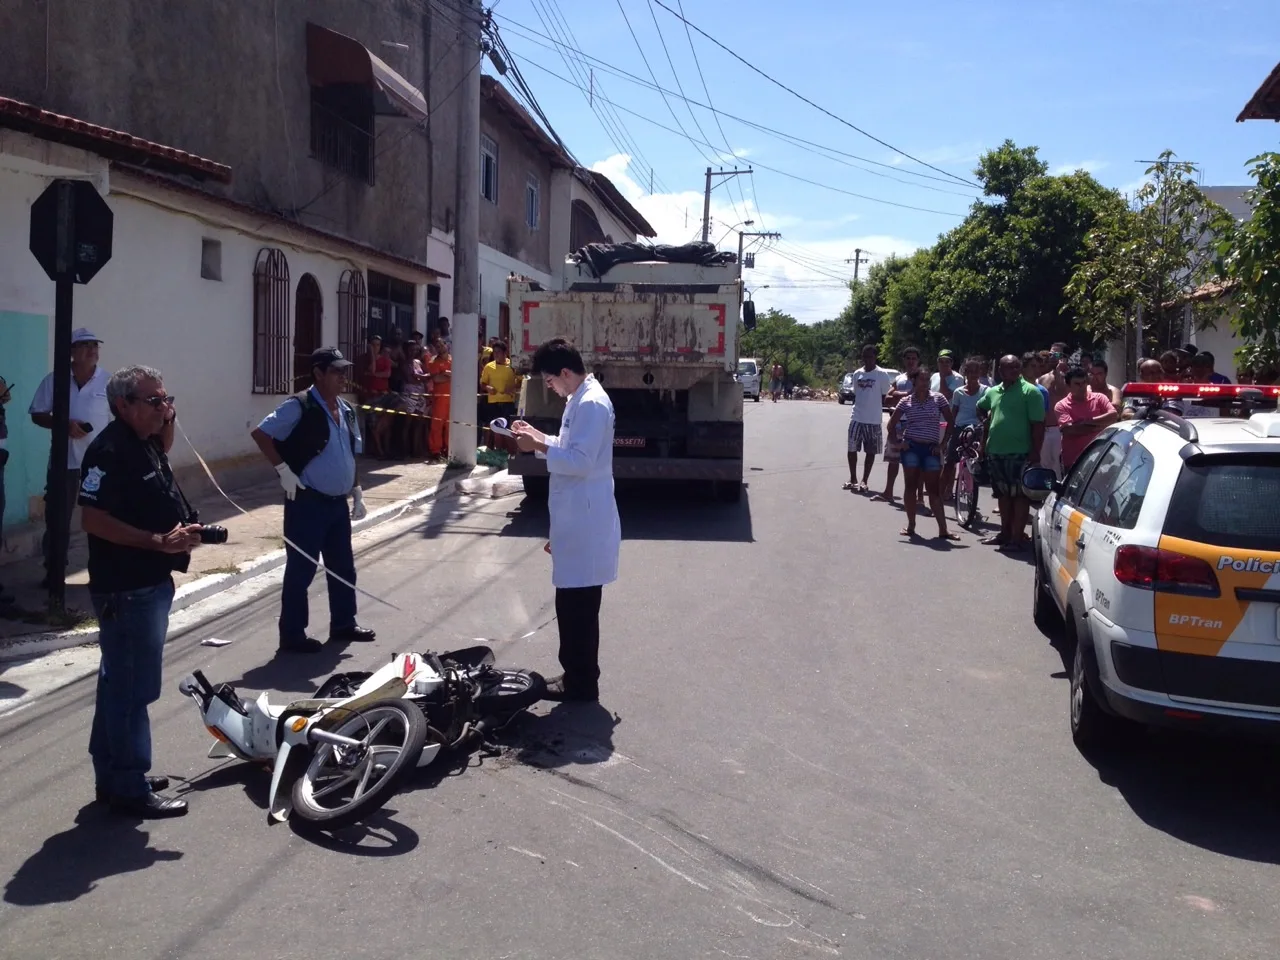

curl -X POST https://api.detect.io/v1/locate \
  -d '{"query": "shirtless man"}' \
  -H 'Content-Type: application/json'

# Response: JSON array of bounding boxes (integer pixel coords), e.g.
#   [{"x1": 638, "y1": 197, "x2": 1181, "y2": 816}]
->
[{"x1": 770, "y1": 363, "x2": 784, "y2": 403}]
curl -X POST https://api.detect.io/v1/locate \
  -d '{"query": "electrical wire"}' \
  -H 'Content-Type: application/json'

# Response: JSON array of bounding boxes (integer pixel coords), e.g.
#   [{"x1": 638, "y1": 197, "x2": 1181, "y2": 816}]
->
[
  {"x1": 492, "y1": 12, "x2": 981, "y2": 193},
  {"x1": 647, "y1": 0, "x2": 980, "y2": 188},
  {"x1": 673, "y1": 0, "x2": 753, "y2": 223},
  {"x1": 642, "y1": 0, "x2": 746, "y2": 224},
  {"x1": 512, "y1": 54, "x2": 967, "y2": 219}
]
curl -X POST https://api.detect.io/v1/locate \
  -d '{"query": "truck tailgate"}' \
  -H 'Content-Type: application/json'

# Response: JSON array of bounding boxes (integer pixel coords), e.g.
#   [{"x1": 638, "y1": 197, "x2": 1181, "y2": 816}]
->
[{"x1": 516, "y1": 291, "x2": 728, "y2": 363}]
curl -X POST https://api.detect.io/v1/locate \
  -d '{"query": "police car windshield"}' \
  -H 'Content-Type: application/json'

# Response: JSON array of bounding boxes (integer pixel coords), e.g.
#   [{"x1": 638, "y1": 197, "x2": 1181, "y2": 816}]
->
[{"x1": 1165, "y1": 454, "x2": 1280, "y2": 551}]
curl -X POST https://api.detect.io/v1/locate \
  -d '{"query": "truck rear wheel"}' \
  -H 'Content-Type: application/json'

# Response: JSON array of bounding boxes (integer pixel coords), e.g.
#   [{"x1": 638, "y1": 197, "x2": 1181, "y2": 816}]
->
[{"x1": 522, "y1": 476, "x2": 549, "y2": 501}]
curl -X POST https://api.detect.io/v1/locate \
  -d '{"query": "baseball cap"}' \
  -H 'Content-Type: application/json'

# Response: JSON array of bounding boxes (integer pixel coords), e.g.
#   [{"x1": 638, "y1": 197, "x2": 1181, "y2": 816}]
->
[
  {"x1": 937, "y1": 349, "x2": 954, "y2": 359},
  {"x1": 71, "y1": 328, "x2": 101, "y2": 345},
  {"x1": 311, "y1": 346, "x2": 353, "y2": 370}
]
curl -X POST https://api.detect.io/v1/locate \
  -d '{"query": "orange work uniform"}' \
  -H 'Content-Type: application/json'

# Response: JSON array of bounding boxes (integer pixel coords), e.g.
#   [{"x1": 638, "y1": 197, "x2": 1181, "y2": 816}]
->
[{"x1": 427, "y1": 353, "x2": 452, "y2": 457}]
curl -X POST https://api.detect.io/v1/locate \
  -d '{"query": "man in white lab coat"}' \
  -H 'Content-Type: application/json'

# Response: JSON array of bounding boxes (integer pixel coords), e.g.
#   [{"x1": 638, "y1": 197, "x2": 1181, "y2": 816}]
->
[{"x1": 512, "y1": 338, "x2": 621, "y2": 702}]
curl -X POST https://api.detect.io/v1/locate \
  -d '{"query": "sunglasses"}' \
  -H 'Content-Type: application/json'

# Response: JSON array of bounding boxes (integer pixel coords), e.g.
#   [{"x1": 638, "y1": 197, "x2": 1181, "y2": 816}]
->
[{"x1": 129, "y1": 394, "x2": 175, "y2": 408}]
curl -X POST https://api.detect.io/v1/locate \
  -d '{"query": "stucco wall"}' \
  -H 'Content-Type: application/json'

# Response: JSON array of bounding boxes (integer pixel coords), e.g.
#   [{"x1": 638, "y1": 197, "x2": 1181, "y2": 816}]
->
[
  {"x1": 479, "y1": 243, "x2": 552, "y2": 341},
  {"x1": 0, "y1": 0, "x2": 463, "y2": 266},
  {"x1": 478, "y1": 104, "x2": 554, "y2": 274}
]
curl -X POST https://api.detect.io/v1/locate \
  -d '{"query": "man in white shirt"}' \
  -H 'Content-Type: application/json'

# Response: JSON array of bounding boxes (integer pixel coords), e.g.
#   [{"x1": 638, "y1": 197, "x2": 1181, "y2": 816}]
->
[
  {"x1": 845, "y1": 344, "x2": 893, "y2": 493},
  {"x1": 28, "y1": 327, "x2": 112, "y2": 587}
]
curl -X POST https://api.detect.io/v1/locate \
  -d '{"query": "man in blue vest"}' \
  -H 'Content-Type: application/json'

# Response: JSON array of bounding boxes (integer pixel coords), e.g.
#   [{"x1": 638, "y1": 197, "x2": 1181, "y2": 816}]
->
[{"x1": 251, "y1": 347, "x2": 374, "y2": 654}]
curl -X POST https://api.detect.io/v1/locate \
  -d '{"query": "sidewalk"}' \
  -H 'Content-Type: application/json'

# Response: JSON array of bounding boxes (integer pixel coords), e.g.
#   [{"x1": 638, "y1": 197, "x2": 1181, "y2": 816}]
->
[{"x1": 0, "y1": 454, "x2": 475, "y2": 649}]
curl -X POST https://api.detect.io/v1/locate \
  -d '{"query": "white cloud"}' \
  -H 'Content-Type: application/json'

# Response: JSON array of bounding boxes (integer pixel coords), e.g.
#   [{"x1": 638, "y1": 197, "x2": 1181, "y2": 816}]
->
[
  {"x1": 589, "y1": 154, "x2": 925, "y2": 324},
  {"x1": 1050, "y1": 160, "x2": 1110, "y2": 176}
]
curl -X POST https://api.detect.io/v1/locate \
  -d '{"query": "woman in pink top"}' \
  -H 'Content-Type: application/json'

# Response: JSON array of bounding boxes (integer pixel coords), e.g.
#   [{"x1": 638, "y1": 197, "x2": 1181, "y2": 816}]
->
[{"x1": 1055, "y1": 366, "x2": 1118, "y2": 470}]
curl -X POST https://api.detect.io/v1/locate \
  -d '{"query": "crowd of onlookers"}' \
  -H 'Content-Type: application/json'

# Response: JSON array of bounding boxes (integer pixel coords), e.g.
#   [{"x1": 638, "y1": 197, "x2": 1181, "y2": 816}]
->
[
  {"x1": 355, "y1": 318, "x2": 523, "y2": 462},
  {"x1": 843, "y1": 339, "x2": 1239, "y2": 550}
]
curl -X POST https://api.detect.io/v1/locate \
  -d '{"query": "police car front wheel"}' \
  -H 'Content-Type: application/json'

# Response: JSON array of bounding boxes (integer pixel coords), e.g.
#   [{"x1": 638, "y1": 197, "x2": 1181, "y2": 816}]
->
[{"x1": 1069, "y1": 623, "x2": 1127, "y2": 750}]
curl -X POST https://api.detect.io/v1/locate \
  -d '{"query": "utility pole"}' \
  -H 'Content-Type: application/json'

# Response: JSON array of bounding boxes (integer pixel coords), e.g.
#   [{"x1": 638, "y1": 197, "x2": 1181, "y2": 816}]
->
[
  {"x1": 845, "y1": 248, "x2": 870, "y2": 283},
  {"x1": 702, "y1": 166, "x2": 753, "y2": 242},
  {"x1": 738, "y1": 230, "x2": 781, "y2": 273},
  {"x1": 450, "y1": 0, "x2": 483, "y2": 465}
]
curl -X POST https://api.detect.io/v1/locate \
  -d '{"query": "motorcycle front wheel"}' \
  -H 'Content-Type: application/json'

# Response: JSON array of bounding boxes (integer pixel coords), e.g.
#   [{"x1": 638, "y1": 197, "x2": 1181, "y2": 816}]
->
[{"x1": 291, "y1": 699, "x2": 427, "y2": 831}]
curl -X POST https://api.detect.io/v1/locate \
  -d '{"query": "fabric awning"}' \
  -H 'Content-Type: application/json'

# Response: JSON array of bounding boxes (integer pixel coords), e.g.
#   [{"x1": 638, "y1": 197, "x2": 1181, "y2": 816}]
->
[{"x1": 305, "y1": 23, "x2": 429, "y2": 123}]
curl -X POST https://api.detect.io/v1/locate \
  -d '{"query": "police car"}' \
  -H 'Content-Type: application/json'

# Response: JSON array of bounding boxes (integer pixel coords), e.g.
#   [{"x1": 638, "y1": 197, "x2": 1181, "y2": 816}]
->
[{"x1": 1024, "y1": 382, "x2": 1280, "y2": 750}]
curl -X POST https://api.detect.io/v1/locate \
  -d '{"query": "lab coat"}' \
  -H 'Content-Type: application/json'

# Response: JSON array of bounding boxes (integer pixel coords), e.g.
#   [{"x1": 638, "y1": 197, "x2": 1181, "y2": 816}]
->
[{"x1": 544, "y1": 375, "x2": 621, "y2": 589}]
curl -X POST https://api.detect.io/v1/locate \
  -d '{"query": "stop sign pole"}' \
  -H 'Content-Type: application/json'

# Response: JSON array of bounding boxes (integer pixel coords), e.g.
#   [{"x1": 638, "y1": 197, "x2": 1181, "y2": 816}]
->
[{"x1": 29, "y1": 179, "x2": 113, "y2": 614}]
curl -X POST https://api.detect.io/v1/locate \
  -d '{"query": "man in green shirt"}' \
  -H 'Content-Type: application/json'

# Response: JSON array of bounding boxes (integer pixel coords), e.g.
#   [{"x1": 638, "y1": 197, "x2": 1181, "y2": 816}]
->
[{"x1": 977, "y1": 354, "x2": 1044, "y2": 551}]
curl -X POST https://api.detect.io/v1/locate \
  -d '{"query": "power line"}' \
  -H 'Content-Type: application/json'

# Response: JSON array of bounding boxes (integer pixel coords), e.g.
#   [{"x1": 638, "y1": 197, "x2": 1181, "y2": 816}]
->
[
  {"x1": 615, "y1": 0, "x2": 732, "y2": 205},
  {"x1": 512, "y1": 54, "x2": 967, "y2": 219},
  {"x1": 492, "y1": 13, "x2": 980, "y2": 195},
  {"x1": 674, "y1": 0, "x2": 754, "y2": 224},
  {"x1": 647, "y1": 0, "x2": 980, "y2": 188}
]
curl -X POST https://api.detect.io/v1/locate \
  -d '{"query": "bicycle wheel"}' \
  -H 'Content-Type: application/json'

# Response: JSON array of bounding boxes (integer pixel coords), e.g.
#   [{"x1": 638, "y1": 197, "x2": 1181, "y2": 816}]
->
[{"x1": 956, "y1": 463, "x2": 978, "y2": 529}]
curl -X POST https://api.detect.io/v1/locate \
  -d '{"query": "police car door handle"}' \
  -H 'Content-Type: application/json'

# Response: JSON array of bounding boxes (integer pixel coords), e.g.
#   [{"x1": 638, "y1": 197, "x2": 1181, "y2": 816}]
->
[
  {"x1": 1075, "y1": 537, "x2": 1087, "y2": 550},
  {"x1": 1053, "y1": 521, "x2": 1063, "y2": 531}
]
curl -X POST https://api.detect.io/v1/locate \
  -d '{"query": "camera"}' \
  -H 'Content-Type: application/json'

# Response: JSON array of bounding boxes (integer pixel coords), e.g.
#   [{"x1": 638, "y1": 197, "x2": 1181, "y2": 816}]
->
[{"x1": 199, "y1": 525, "x2": 228, "y2": 545}]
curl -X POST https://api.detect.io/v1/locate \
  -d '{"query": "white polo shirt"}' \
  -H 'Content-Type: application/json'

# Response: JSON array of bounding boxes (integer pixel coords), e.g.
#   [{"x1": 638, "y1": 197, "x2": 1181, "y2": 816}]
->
[{"x1": 28, "y1": 366, "x2": 112, "y2": 469}]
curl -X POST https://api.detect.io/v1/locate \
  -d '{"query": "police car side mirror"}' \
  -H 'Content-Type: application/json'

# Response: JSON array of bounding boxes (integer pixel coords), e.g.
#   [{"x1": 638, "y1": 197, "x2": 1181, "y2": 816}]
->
[{"x1": 1021, "y1": 466, "x2": 1059, "y2": 503}]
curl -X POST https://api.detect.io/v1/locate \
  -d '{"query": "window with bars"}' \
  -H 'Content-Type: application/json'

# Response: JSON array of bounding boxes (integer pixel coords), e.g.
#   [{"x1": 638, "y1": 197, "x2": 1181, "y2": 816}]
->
[
  {"x1": 252, "y1": 247, "x2": 291, "y2": 394},
  {"x1": 481, "y1": 134, "x2": 498, "y2": 203},
  {"x1": 310, "y1": 86, "x2": 375, "y2": 185},
  {"x1": 525, "y1": 174, "x2": 540, "y2": 229}
]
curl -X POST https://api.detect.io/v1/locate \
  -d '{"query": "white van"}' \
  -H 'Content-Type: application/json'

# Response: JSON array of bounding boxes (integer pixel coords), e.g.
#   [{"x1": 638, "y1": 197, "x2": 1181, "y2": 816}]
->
[{"x1": 737, "y1": 358, "x2": 762, "y2": 402}]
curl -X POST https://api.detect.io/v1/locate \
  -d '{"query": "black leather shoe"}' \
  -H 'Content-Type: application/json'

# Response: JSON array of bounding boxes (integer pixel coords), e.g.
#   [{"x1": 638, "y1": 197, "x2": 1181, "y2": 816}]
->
[
  {"x1": 542, "y1": 677, "x2": 598, "y2": 703},
  {"x1": 96, "y1": 776, "x2": 169, "y2": 803},
  {"x1": 279, "y1": 635, "x2": 324, "y2": 653},
  {"x1": 329, "y1": 625, "x2": 376, "y2": 643},
  {"x1": 107, "y1": 792, "x2": 188, "y2": 818}
]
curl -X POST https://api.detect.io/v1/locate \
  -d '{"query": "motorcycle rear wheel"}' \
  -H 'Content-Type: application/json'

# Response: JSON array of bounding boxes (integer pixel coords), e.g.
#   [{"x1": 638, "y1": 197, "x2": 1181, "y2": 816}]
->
[
  {"x1": 291, "y1": 699, "x2": 427, "y2": 831},
  {"x1": 470, "y1": 668, "x2": 547, "y2": 715}
]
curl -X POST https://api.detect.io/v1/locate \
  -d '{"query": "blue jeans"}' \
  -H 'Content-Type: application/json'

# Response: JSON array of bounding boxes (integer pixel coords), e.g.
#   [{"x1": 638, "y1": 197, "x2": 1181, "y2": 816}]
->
[
  {"x1": 901, "y1": 440, "x2": 942, "y2": 472},
  {"x1": 89, "y1": 580, "x2": 174, "y2": 798},
  {"x1": 280, "y1": 492, "x2": 357, "y2": 642}
]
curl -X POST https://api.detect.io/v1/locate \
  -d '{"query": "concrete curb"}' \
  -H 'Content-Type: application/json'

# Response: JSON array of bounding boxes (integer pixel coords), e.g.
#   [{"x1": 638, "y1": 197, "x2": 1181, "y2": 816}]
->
[{"x1": 0, "y1": 468, "x2": 497, "y2": 664}]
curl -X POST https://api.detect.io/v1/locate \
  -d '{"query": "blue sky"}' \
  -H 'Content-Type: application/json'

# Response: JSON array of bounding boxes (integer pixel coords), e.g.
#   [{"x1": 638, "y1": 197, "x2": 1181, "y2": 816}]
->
[{"x1": 487, "y1": 0, "x2": 1280, "y2": 324}]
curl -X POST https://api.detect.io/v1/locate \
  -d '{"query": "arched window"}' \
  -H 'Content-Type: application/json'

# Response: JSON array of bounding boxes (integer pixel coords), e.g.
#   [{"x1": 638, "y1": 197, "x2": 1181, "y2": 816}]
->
[
  {"x1": 252, "y1": 247, "x2": 290, "y2": 394},
  {"x1": 338, "y1": 269, "x2": 367, "y2": 392},
  {"x1": 294, "y1": 274, "x2": 323, "y2": 390},
  {"x1": 570, "y1": 199, "x2": 606, "y2": 251}
]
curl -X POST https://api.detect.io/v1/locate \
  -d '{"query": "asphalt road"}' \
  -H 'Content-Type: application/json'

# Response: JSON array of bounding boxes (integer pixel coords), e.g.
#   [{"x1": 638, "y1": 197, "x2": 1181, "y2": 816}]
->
[{"x1": 2, "y1": 399, "x2": 1280, "y2": 960}]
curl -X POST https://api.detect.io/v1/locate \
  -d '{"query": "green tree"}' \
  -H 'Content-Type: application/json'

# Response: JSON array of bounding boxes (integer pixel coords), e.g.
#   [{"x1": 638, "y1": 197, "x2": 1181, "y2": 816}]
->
[
  {"x1": 927, "y1": 143, "x2": 1125, "y2": 359},
  {"x1": 1220, "y1": 152, "x2": 1280, "y2": 371},
  {"x1": 836, "y1": 255, "x2": 907, "y2": 352},
  {"x1": 880, "y1": 248, "x2": 937, "y2": 361},
  {"x1": 1066, "y1": 150, "x2": 1232, "y2": 356}
]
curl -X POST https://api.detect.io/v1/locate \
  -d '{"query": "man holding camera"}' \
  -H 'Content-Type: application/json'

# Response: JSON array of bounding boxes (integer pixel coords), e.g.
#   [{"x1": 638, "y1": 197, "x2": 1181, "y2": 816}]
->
[
  {"x1": 251, "y1": 346, "x2": 374, "y2": 654},
  {"x1": 78, "y1": 364, "x2": 198, "y2": 817}
]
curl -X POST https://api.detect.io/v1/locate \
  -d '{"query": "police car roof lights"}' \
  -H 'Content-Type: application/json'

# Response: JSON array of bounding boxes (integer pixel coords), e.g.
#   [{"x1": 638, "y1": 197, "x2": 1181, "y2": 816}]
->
[{"x1": 1121, "y1": 381, "x2": 1280, "y2": 403}]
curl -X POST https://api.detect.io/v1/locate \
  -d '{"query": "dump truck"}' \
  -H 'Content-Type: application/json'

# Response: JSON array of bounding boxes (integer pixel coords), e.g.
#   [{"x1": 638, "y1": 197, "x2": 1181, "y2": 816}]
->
[{"x1": 508, "y1": 247, "x2": 746, "y2": 502}]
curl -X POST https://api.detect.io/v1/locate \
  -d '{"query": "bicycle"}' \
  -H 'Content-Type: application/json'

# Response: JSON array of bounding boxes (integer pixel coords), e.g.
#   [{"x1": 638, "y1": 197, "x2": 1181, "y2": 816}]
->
[{"x1": 950, "y1": 424, "x2": 984, "y2": 530}]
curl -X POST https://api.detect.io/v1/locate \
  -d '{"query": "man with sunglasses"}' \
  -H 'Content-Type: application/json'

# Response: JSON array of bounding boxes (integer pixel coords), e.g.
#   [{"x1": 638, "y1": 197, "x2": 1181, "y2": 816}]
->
[
  {"x1": 1036, "y1": 342, "x2": 1070, "y2": 479},
  {"x1": 77, "y1": 365, "x2": 200, "y2": 817}
]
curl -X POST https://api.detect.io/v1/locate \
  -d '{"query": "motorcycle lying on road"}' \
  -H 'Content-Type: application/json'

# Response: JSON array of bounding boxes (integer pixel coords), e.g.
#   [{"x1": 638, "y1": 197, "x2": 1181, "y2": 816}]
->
[{"x1": 178, "y1": 646, "x2": 545, "y2": 831}]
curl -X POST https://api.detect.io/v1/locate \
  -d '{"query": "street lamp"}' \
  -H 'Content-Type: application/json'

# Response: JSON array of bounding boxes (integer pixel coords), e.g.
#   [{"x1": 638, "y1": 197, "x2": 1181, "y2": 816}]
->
[
  {"x1": 716, "y1": 219, "x2": 754, "y2": 248},
  {"x1": 744, "y1": 284, "x2": 770, "y2": 300}
]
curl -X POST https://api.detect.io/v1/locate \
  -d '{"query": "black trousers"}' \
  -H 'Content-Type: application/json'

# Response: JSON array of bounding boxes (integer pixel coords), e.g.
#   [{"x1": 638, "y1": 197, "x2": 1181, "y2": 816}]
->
[{"x1": 555, "y1": 586, "x2": 602, "y2": 695}]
